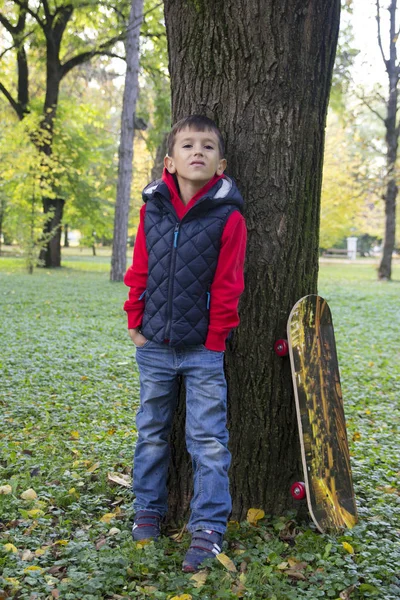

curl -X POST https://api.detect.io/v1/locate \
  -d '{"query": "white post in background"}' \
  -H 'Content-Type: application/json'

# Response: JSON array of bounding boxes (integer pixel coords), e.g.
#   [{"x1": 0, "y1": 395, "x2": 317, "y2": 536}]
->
[{"x1": 347, "y1": 237, "x2": 358, "y2": 260}]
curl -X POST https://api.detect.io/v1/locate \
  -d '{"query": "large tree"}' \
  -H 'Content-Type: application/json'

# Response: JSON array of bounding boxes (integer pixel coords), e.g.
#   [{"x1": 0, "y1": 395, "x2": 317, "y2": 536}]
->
[{"x1": 164, "y1": 0, "x2": 341, "y2": 524}]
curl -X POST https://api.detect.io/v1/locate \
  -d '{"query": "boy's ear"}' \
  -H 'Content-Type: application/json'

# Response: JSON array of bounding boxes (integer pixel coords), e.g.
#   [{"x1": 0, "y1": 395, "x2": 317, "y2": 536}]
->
[
  {"x1": 164, "y1": 154, "x2": 176, "y2": 174},
  {"x1": 216, "y1": 158, "x2": 227, "y2": 176}
]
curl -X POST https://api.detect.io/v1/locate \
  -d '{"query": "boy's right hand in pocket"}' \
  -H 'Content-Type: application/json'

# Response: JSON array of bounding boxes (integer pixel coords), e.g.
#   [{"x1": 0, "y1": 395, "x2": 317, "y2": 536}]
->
[{"x1": 128, "y1": 328, "x2": 148, "y2": 347}]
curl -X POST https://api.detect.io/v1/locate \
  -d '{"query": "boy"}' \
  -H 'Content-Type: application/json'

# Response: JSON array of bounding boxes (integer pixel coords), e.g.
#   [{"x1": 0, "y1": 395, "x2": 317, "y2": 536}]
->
[{"x1": 124, "y1": 115, "x2": 247, "y2": 572}]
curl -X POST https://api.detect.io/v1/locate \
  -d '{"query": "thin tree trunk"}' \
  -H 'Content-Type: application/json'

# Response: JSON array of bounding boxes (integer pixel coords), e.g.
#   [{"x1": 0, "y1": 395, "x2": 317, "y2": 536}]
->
[
  {"x1": 110, "y1": 0, "x2": 144, "y2": 282},
  {"x1": 151, "y1": 133, "x2": 168, "y2": 181},
  {"x1": 64, "y1": 223, "x2": 69, "y2": 247},
  {"x1": 378, "y1": 0, "x2": 399, "y2": 281},
  {"x1": 164, "y1": 0, "x2": 340, "y2": 524}
]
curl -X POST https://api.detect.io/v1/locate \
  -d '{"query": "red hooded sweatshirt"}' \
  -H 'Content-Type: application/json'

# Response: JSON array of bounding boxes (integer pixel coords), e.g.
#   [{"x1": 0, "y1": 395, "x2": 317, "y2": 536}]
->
[{"x1": 123, "y1": 169, "x2": 247, "y2": 351}]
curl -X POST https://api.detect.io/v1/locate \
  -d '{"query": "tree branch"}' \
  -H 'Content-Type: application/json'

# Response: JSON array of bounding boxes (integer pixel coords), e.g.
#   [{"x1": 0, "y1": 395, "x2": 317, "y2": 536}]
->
[
  {"x1": 0, "y1": 81, "x2": 23, "y2": 119},
  {"x1": 354, "y1": 88, "x2": 386, "y2": 122},
  {"x1": 0, "y1": 11, "x2": 16, "y2": 33},
  {"x1": 376, "y1": 0, "x2": 389, "y2": 71},
  {"x1": 12, "y1": 0, "x2": 45, "y2": 29}
]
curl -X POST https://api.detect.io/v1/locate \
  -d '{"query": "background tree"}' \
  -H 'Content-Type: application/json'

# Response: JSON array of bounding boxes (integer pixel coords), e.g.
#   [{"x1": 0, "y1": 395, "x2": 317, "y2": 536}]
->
[
  {"x1": 375, "y1": 0, "x2": 399, "y2": 279},
  {"x1": 110, "y1": 0, "x2": 144, "y2": 282},
  {"x1": 0, "y1": 0, "x2": 129, "y2": 267},
  {"x1": 163, "y1": 0, "x2": 341, "y2": 523}
]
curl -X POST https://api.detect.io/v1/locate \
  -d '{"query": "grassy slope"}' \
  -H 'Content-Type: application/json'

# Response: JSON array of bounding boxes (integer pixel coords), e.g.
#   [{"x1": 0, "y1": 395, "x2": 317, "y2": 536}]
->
[{"x1": 0, "y1": 257, "x2": 399, "y2": 600}]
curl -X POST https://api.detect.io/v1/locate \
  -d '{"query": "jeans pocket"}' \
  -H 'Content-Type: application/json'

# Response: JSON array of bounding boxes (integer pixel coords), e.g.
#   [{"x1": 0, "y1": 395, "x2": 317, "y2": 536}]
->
[
  {"x1": 201, "y1": 344, "x2": 224, "y2": 354},
  {"x1": 134, "y1": 339, "x2": 151, "y2": 349}
]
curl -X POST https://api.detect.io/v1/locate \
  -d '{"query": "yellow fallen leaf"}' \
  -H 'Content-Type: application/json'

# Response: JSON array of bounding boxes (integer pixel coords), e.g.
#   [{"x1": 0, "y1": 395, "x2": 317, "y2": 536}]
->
[
  {"x1": 68, "y1": 488, "x2": 76, "y2": 494},
  {"x1": 352, "y1": 432, "x2": 361, "y2": 442},
  {"x1": 27, "y1": 509, "x2": 44, "y2": 518},
  {"x1": 81, "y1": 376, "x2": 88, "y2": 381},
  {"x1": 87, "y1": 462, "x2": 100, "y2": 473},
  {"x1": 70, "y1": 431, "x2": 80, "y2": 439},
  {"x1": 135, "y1": 539, "x2": 151, "y2": 548},
  {"x1": 170, "y1": 596, "x2": 192, "y2": 600},
  {"x1": 3, "y1": 543, "x2": 18, "y2": 553},
  {"x1": 277, "y1": 562, "x2": 289, "y2": 570},
  {"x1": 44, "y1": 575, "x2": 59, "y2": 586},
  {"x1": 246, "y1": 508, "x2": 265, "y2": 525},
  {"x1": 5, "y1": 577, "x2": 20, "y2": 589},
  {"x1": 216, "y1": 552, "x2": 237, "y2": 572},
  {"x1": 0, "y1": 484, "x2": 12, "y2": 495},
  {"x1": 100, "y1": 512, "x2": 116, "y2": 523},
  {"x1": 23, "y1": 566, "x2": 44, "y2": 573},
  {"x1": 35, "y1": 547, "x2": 48, "y2": 556},
  {"x1": 21, "y1": 488, "x2": 37, "y2": 501},
  {"x1": 107, "y1": 472, "x2": 132, "y2": 488},
  {"x1": 190, "y1": 570, "x2": 208, "y2": 587},
  {"x1": 53, "y1": 540, "x2": 69, "y2": 546},
  {"x1": 342, "y1": 542, "x2": 355, "y2": 554}
]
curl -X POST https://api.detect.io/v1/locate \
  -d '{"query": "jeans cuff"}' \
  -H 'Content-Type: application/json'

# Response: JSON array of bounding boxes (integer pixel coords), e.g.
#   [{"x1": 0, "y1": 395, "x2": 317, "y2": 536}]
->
[{"x1": 187, "y1": 523, "x2": 226, "y2": 535}]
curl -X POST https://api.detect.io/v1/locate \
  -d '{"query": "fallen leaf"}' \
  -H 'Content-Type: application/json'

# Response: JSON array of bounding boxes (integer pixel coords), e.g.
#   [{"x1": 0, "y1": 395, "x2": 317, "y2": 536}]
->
[
  {"x1": 51, "y1": 590, "x2": 60, "y2": 599},
  {"x1": 352, "y1": 432, "x2": 361, "y2": 442},
  {"x1": 5, "y1": 577, "x2": 20, "y2": 589},
  {"x1": 26, "y1": 509, "x2": 44, "y2": 519},
  {"x1": 216, "y1": 552, "x2": 237, "y2": 572},
  {"x1": 70, "y1": 431, "x2": 80, "y2": 439},
  {"x1": 285, "y1": 570, "x2": 307, "y2": 580},
  {"x1": 21, "y1": 550, "x2": 34, "y2": 561},
  {"x1": 53, "y1": 540, "x2": 69, "y2": 546},
  {"x1": 20, "y1": 489, "x2": 37, "y2": 501},
  {"x1": 277, "y1": 562, "x2": 289, "y2": 570},
  {"x1": 342, "y1": 542, "x2": 355, "y2": 554},
  {"x1": 3, "y1": 544, "x2": 18, "y2": 553},
  {"x1": 246, "y1": 508, "x2": 265, "y2": 525},
  {"x1": 107, "y1": 472, "x2": 131, "y2": 488},
  {"x1": 100, "y1": 512, "x2": 116, "y2": 523},
  {"x1": 0, "y1": 485, "x2": 12, "y2": 495},
  {"x1": 190, "y1": 570, "x2": 208, "y2": 588},
  {"x1": 23, "y1": 566, "x2": 44, "y2": 574},
  {"x1": 170, "y1": 596, "x2": 192, "y2": 600},
  {"x1": 340, "y1": 585, "x2": 356, "y2": 599},
  {"x1": 143, "y1": 586, "x2": 157, "y2": 593},
  {"x1": 87, "y1": 462, "x2": 100, "y2": 474},
  {"x1": 108, "y1": 527, "x2": 121, "y2": 536}
]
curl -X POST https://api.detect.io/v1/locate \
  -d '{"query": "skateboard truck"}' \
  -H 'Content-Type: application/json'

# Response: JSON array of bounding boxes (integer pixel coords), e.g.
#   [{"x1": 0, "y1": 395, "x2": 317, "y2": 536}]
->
[{"x1": 274, "y1": 339, "x2": 288, "y2": 357}]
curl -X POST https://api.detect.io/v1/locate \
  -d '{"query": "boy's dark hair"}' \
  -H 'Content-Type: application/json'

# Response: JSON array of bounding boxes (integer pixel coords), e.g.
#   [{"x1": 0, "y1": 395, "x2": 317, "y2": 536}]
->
[{"x1": 167, "y1": 115, "x2": 225, "y2": 158}]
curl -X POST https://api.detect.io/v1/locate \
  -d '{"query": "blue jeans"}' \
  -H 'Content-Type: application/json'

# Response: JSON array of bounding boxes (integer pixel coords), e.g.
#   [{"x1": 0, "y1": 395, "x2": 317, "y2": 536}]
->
[{"x1": 133, "y1": 340, "x2": 231, "y2": 534}]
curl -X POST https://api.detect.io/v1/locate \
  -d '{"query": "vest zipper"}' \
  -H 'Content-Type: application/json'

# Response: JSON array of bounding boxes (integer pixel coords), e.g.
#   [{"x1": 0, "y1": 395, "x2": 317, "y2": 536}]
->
[{"x1": 165, "y1": 222, "x2": 180, "y2": 341}]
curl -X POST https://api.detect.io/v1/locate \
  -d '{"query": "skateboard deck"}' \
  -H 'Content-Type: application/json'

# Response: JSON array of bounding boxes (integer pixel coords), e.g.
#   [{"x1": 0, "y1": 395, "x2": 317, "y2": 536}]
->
[{"x1": 287, "y1": 294, "x2": 358, "y2": 533}]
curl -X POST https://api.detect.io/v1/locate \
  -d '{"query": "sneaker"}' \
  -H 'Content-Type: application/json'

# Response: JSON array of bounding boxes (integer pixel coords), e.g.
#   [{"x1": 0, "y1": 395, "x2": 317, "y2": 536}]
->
[
  {"x1": 132, "y1": 510, "x2": 161, "y2": 541},
  {"x1": 182, "y1": 529, "x2": 223, "y2": 572}
]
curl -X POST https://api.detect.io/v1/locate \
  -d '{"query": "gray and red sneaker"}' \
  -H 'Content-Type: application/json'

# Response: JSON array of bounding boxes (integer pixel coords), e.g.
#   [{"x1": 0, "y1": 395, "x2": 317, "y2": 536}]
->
[
  {"x1": 182, "y1": 529, "x2": 223, "y2": 572},
  {"x1": 132, "y1": 510, "x2": 161, "y2": 541}
]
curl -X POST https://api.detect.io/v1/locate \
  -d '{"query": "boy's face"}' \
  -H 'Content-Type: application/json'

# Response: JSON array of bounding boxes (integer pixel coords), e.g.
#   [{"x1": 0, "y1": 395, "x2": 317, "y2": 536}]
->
[{"x1": 164, "y1": 128, "x2": 227, "y2": 188}]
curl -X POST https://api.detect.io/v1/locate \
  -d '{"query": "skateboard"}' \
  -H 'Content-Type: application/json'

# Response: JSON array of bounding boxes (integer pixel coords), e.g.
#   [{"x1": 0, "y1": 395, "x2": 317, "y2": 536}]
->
[{"x1": 274, "y1": 295, "x2": 358, "y2": 533}]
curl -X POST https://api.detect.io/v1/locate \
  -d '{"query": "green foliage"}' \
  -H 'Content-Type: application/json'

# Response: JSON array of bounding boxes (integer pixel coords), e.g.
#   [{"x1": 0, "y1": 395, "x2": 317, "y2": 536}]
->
[{"x1": 0, "y1": 257, "x2": 399, "y2": 598}]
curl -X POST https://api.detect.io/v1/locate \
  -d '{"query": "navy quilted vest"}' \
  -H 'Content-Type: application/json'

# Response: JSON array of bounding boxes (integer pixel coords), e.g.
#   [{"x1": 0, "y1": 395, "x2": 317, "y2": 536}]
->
[{"x1": 141, "y1": 177, "x2": 244, "y2": 347}]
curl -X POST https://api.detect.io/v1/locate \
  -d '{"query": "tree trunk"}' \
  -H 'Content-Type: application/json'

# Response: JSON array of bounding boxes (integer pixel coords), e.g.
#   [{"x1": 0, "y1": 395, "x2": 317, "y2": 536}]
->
[
  {"x1": 164, "y1": 0, "x2": 340, "y2": 524},
  {"x1": 110, "y1": 0, "x2": 144, "y2": 282},
  {"x1": 378, "y1": 1, "x2": 399, "y2": 281},
  {"x1": 39, "y1": 198, "x2": 65, "y2": 268},
  {"x1": 151, "y1": 133, "x2": 168, "y2": 181},
  {"x1": 64, "y1": 223, "x2": 69, "y2": 247}
]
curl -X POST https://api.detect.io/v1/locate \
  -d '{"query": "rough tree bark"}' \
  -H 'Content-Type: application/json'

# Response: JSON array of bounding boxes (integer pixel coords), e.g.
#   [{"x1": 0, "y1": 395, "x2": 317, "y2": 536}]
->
[
  {"x1": 164, "y1": 0, "x2": 340, "y2": 524},
  {"x1": 377, "y1": 0, "x2": 399, "y2": 281},
  {"x1": 110, "y1": 0, "x2": 144, "y2": 282}
]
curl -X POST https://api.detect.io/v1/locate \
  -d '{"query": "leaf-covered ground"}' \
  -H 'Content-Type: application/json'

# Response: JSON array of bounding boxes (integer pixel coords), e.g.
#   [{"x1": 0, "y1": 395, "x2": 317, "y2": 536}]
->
[{"x1": 0, "y1": 257, "x2": 399, "y2": 600}]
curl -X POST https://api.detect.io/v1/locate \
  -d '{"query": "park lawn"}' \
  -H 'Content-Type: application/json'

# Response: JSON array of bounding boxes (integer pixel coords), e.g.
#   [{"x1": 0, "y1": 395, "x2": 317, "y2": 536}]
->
[{"x1": 0, "y1": 257, "x2": 399, "y2": 600}]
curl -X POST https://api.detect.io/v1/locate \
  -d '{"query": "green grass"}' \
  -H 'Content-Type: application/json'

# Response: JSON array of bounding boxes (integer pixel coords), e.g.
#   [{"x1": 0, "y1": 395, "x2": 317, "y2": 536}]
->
[{"x1": 0, "y1": 257, "x2": 399, "y2": 599}]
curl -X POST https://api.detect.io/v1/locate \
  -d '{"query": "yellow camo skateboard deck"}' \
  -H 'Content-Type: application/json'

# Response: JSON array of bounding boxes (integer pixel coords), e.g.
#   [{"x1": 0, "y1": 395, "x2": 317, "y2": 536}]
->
[{"x1": 287, "y1": 295, "x2": 358, "y2": 533}]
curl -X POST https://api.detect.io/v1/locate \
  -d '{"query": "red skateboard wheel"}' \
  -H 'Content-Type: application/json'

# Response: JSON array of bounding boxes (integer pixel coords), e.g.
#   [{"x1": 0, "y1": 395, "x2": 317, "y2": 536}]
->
[
  {"x1": 274, "y1": 339, "x2": 289, "y2": 356},
  {"x1": 291, "y1": 481, "x2": 306, "y2": 500}
]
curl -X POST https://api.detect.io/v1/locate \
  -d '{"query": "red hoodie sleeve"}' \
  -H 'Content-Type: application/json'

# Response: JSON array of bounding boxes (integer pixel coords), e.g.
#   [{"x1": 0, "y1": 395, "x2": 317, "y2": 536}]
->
[
  {"x1": 205, "y1": 210, "x2": 247, "y2": 351},
  {"x1": 123, "y1": 205, "x2": 148, "y2": 329}
]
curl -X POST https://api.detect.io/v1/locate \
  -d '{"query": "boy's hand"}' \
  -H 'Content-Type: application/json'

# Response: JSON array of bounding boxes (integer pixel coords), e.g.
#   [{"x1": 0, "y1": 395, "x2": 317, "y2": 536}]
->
[{"x1": 128, "y1": 328, "x2": 148, "y2": 347}]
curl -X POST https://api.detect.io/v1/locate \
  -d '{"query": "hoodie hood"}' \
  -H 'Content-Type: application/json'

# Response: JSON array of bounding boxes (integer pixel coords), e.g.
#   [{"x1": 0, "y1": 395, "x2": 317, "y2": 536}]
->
[{"x1": 142, "y1": 174, "x2": 244, "y2": 214}]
